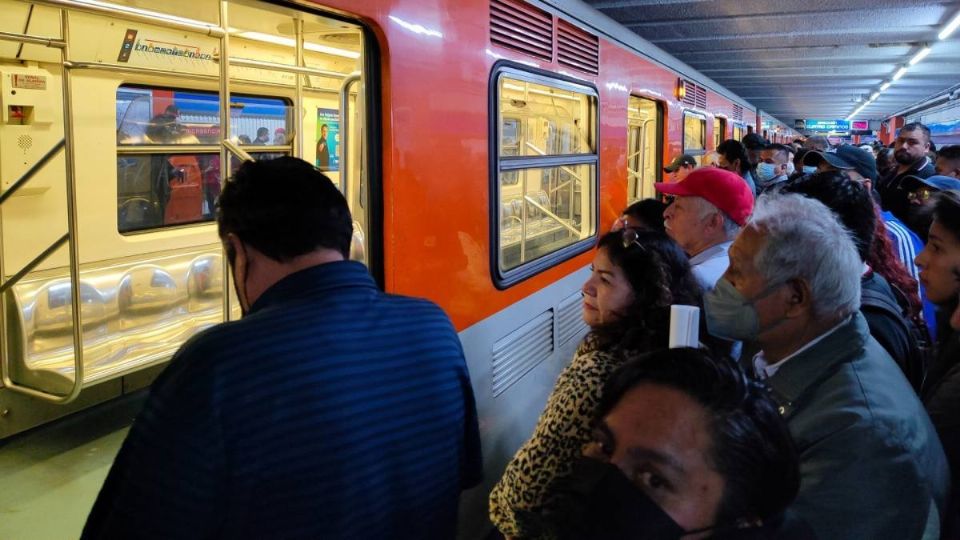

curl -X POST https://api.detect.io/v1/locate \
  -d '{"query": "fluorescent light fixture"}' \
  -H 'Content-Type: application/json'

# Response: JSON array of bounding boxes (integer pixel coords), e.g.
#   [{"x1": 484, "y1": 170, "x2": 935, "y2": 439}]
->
[
  {"x1": 870, "y1": 91, "x2": 880, "y2": 101},
  {"x1": 234, "y1": 31, "x2": 361, "y2": 59},
  {"x1": 909, "y1": 46, "x2": 931, "y2": 66},
  {"x1": 939, "y1": 11, "x2": 960, "y2": 40},
  {"x1": 893, "y1": 66, "x2": 908, "y2": 81},
  {"x1": 880, "y1": 81, "x2": 891, "y2": 91}
]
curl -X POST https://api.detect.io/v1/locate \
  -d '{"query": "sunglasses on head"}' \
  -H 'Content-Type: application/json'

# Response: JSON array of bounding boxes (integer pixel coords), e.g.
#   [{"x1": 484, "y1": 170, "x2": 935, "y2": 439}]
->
[{"x1": 621, "y1": 228, "x2": 647, "y2": 252}]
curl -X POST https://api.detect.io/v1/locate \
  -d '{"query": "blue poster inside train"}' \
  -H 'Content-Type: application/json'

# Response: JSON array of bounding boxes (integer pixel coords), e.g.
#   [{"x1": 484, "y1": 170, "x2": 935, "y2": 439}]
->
[{"x1": 316, "y1": 108, "x2": 340, "y2": 172}]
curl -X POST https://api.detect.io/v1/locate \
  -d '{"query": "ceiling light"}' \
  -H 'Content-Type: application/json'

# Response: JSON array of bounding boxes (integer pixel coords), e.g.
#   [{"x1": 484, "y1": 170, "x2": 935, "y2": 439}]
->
[
  {"x1": 939, "y1": 11, "x2": 960, "y2": 40},
  {"x1": 909, "y1": 46, "x2": 931, "y2": 66},
  {"x1": 880, "y1": 81, "x2": 891, "y2": 91},
  {"x1": 870, "y1": 92, "x2": 880, "y2": 101},
  {"x1": 235, "y1": 31, "x2": 360, "y2": 59},
  {"x1": 893, "y1": 66, "x2": 908, "y2": 81}
]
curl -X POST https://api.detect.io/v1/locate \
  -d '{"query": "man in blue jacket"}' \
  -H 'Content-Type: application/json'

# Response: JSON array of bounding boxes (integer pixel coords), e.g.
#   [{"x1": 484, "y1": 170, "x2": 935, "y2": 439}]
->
[{"x1": 83, "y1": 157, "x2": 482, "y2": 539}]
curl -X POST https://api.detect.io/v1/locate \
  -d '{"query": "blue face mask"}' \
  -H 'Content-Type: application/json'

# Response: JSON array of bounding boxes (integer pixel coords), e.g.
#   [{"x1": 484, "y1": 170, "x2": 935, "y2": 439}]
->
[
  {"x1": 756, "y1": 162, "x2": 779, "y2": 184},
  {"x1": 802, "y1": 165, "x2": 817, "y2": 175}
]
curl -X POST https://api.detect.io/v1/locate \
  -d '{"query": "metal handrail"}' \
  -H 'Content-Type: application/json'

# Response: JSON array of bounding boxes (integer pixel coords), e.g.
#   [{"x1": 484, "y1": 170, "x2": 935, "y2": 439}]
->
[
  {"x1": 523, "y1": 195, "x2": 581, "y2": 236},
  {"x1": 338, "y1": 73, "x2": 361, "y2": 197},
  {"x1": 0, "y1": 30, "x2": 65, "y2": 48},
  {"x1": 0, "y1": 139, "x2": 65, "y2": 205},
  {"x1": 0, "y1": 234, "x2": 68, "y2": 296},
  {"x1": 218, "y1": 0, "x2": 232, "y2": 323},
  {"x1": 25, "y1": 0, "x2": 225, "y2": 37},
  {"x1": 116, "y1": 144, "x2": 290, "y2": 155},
  {"x1": 1, "y1": 10, "x2": 83, "y2": 404},
  {"x1": 222, "y1": 139, "x2": 254, "y2": 163},
  {"x1": 219, "y1": 56, "x2": 347, "y2": 80}
]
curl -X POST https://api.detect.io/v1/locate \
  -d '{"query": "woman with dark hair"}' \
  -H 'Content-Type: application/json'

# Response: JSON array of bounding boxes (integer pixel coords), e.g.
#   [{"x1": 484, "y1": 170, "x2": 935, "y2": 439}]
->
[
  {"x1": 489, "y1": 229, "x2": 707, "y2": 538},
  {"x1": 611, "y1": 199, "x2": 667, "y2": 234},
  {"x1": 717, "y1": 139, "x2": 757, "y2": 196},
  {"x1": 547, "y1": 348, "x2": 811, "y2": 539},
  {"x1": 916, "y1": 190, "x2": 960, "y2": 538}
]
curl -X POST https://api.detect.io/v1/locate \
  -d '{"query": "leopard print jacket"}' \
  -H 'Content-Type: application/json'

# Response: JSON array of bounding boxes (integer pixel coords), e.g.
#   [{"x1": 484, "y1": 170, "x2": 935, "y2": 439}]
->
[{"x1": 489, "y1": 334, "x2": 627, "y2": 538}]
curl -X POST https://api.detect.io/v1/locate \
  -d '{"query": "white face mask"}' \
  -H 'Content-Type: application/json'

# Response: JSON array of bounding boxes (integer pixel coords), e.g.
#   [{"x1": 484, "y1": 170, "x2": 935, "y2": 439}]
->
[
  {"x1": 786, "y1": 161, "x2": 796, "y2": 175},
  {"x1": 802, "y1": 165, "x2": 817, "y2": 175}
]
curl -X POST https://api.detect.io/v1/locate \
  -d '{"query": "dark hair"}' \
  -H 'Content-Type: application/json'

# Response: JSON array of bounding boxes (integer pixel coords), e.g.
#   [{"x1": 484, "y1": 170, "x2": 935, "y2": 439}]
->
[
  {"x1": 717, "y1": 139, "x2": 751, "y2": 175},
  {"x1": 217, "y1": 157, "x2": 352, "y2": 260},
  {"x1": 591, "y1": 230, "x2": 702, "y2": 351},
  {"x1": 256, "y1": 127, "x2": 269, "y2": 137},
  {"x1": 932, "y1": 190, "x2": 960, "y2": 242},
  {"x1": 870, "y1": 209, "x2": 922, "y2": 317},
  {"x1": 621, "y1": 199, "x2": 666, "y2": 234},
  {"x1": 939, "y1": 144, "x2": 960, "y2": 161},
  {"x1": 781, "y1": 170, "x2": 876, "y2": 261},
  {"x1": 763, "y1": 143, "x2": 791, "y2": 162},
  {"x1": 596, "y1": 348, "x2": 800, "y2": 524},
  {"x1": 900, "y1": 122, "x2": 931, "y2": 143},
  {"x1": 164, "y1": 105, "x2": 179, "y2": 115},
  {"x1": 793, "y1": 148, "x2": 810, "y2": 169}
]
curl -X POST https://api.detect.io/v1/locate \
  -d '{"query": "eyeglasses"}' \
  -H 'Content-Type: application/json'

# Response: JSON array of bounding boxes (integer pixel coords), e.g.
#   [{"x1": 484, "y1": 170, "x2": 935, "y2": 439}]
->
[
  {"x1": 907, "y1": 187, "x2": 935, "y2": 203},
  {"x1": 621, "y1": 228, "x2": 647, "y2": 252}
]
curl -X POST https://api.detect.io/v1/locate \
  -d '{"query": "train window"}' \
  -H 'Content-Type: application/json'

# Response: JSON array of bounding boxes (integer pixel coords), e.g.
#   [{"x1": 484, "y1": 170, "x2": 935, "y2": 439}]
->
[
  {"x1": 683, "y1": 112, "x2": 706, "y2": 165},
  {"x1": 627, "y1": 96, "x2": 662, "y2": 202},
  {"x1": 714, "y1": 117, "x2": 726, "y2": 149},
  {"x1": 732, "y1": 123, "x2": 744, "y2": 143},
  {"x1": 495, "y1": 70, "x2": 598, "y2": 283},
  {"x1": 115, "y1": 86, "x2": 292, "y2": 233}
]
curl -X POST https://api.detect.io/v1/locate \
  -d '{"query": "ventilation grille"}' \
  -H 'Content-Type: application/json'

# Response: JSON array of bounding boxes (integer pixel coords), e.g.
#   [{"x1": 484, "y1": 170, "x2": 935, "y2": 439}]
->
[
  {"x1": 557, "y1": 20, "x2": 599, "y2": 75},
  {"x1": 492, "y1": 310, "x2": 554, "y2": 397},
  {"x1": 680, "y1": 79, "x2": 707, "y2": 110},
  {"x1": 557, "y1": 290, "x2": 587, "y2": 346},
  {"x1": 732, "y1": 104, "x2": 744, "y2": 122},
  {"x1": 490, "y1": 0, "x2": 553, "y2": 62}
]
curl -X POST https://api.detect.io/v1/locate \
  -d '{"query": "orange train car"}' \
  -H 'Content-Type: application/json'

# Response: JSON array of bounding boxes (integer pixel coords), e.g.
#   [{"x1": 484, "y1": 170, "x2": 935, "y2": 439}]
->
[{"x1": 0, "y1": 0, "x2": 789, "y2": 535}]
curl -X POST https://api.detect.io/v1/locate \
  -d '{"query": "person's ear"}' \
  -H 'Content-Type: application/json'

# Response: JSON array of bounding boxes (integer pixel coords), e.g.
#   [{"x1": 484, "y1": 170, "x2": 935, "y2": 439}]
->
[{"x1": 783, "y1": 278, "x2": 811, "y2": 317}]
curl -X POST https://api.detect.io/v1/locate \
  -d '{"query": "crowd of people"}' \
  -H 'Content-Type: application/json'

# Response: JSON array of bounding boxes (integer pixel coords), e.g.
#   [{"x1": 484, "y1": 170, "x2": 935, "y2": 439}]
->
[{"x1": 80, "y1": 124, "x2": 959, "y2": 539}]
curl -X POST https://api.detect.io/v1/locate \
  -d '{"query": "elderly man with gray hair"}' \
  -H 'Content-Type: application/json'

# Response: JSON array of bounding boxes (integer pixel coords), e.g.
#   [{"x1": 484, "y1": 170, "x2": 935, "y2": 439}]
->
[{"x1": 703, "y1": 192, "x2": 948, "y2": 539}]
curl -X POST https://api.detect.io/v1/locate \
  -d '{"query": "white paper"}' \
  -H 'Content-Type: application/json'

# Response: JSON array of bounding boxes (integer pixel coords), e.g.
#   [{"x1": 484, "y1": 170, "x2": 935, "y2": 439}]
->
[{"x1": 669, "y1": 305, "x2": 700, "y2": 349}]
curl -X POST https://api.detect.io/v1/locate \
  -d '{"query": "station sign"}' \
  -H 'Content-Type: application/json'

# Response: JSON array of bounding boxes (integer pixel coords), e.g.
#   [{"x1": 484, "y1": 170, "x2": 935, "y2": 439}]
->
[
  {"x1": 851, "y1": 120, "x2": 869, "y2": 130},
  {"x1": 804, "y1": 119, "x2": 850, "y2": 132}
]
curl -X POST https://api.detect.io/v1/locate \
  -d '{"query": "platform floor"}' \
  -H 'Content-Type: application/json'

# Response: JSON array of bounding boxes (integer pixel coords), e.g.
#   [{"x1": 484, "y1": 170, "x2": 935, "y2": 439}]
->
[{"x1": 0, "y1": 392, "x2": 147, "y2": 540}]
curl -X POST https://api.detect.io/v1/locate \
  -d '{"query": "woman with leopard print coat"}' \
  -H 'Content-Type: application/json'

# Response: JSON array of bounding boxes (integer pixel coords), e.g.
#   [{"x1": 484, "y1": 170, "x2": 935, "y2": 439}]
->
[{"x1": 489, "y1": 229, "x2": 713, "y2": 538}]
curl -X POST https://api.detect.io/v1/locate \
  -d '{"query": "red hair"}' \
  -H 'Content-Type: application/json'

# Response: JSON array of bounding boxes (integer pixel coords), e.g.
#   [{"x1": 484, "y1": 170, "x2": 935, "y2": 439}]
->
[{"x1": 869, "y1": 206, "x2": 921, "y2": 317}]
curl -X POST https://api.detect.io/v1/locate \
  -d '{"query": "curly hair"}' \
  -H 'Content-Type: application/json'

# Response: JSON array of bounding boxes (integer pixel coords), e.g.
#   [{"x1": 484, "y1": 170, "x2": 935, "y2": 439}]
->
[{"x1": 588, "y1": 230, "x2": 703, "y2": 352}]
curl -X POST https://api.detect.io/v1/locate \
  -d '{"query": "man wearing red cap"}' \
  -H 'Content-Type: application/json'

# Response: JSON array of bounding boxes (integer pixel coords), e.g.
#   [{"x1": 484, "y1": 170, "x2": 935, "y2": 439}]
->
[{"x1": 657, "y1": 167, "x2": 755, "y2": 290}]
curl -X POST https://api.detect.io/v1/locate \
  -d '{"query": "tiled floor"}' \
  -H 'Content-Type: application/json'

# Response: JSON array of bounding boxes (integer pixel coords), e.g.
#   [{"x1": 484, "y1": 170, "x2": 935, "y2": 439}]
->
[{"x1": 0, "y1": 393, "x2": 146, "y2": 540}]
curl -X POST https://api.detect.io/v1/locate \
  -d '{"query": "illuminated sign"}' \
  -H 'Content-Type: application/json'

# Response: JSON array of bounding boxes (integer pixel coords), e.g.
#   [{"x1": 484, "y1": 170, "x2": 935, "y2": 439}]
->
[
  {"x1": 851, "y1": 120, "x2": 869, "y2": 130},
  {"x1": 805, "y1": 119, "x2": 850, "y2": 131}
]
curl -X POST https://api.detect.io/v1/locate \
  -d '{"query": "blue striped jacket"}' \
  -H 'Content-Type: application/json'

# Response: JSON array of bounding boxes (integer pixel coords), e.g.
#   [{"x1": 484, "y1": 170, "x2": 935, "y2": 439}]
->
[{"x1": 83, "y1": 260, "x2": 482, "y2": 539}]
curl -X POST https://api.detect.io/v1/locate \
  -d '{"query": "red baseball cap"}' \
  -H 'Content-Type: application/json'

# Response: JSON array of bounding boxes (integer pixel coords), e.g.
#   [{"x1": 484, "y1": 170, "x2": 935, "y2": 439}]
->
[{"x1": 655, "y1": 168, "x2": 755, "y2": 226}]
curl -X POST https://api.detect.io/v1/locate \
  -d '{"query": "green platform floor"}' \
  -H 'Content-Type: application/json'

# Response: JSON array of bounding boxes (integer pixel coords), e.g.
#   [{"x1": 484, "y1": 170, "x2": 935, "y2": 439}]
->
[{"x1": 0, "y1": 393, "x2": 147, "y2": 540}]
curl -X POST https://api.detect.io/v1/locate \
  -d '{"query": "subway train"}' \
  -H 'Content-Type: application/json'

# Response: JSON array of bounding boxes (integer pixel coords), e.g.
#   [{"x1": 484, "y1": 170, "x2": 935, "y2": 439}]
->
[{"x1": 0, "y1": 0, "x2": 798, "y2": 535}]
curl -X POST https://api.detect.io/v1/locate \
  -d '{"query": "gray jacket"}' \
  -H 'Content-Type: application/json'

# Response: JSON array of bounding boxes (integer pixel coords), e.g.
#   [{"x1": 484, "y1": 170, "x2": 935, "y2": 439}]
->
[{"x1": 765, "y1": 313, "x2": 949, "y2": 539}]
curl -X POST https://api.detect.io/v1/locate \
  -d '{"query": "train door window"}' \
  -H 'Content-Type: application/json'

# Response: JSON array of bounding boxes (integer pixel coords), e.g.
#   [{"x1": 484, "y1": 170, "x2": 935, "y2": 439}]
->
[
  {"x1": 732, "y1": 123, "x2": 744, "y2": 142},
  {"x1": 495, "y1": 69, "x2": 598, "y2": 284},
  {"x1": 683, "y1": 112, "x2": 706, "y2": 165},
  {"x1": 627, "y1": 96, "x2": 661, "y2": 202},
  {"x1": 714, "y1": 117, "x2": 726, "y2": 149},
  {"x1": 116, "y1": 87, "x2": 292, "y2": 233}
]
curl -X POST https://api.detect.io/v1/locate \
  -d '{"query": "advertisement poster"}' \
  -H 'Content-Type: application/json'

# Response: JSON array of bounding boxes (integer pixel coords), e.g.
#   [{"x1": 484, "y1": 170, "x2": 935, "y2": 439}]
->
[{"x1": 316, "y1": 108, "x2": 340, "y2": 171}]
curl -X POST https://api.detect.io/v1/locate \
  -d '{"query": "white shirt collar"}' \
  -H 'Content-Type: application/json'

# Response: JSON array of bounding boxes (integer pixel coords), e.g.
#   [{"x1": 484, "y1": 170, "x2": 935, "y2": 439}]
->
[
  {"x1": 689, "y1": 240, "x2": 733, "y2": 266},
  {"x1": 752, "y1": 317, "x2": 849, "y2": 379}
]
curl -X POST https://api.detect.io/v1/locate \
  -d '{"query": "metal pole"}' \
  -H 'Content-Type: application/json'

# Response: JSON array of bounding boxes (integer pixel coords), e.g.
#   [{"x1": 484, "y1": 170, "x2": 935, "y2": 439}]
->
[
  {"x1": 0, "y1": 30, "x2": 65, "y2": 48},
  {"x1": 218, "y1": 0, "x2": 231, "y2": 322},
  {"x1": 294, "y1": 18, "x2": 304, "y2": 159}
]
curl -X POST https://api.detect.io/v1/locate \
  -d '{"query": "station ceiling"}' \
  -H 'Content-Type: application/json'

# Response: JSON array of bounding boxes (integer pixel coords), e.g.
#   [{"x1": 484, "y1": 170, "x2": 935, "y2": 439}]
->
[{"x1": 584, "y1": 0, "x2": 960, "y2": 125}]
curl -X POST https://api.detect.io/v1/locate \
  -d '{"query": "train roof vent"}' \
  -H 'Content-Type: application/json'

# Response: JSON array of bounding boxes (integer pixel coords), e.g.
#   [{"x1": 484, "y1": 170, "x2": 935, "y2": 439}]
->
[
  {"x1": 680, "y1": 79, "x2": 707, "y2": 110},
  {"x1": 694, "y1": 85, "x2": 707, "y2": 110},
  {"x1": 557, "y1": 20, "x2": 599, "y2": 76},
  {"x1": 490, "y1": 0, "x2": 554, "y2": 62},
  {"x1": 733, "y1": 104, "x2": 744, "y2": 122}
]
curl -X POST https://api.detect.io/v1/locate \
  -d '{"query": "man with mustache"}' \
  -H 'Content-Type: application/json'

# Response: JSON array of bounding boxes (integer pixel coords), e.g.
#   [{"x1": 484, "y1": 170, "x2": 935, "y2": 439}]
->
[{"x1": 877, "y1": 123, "x2": 936, "y2": 223}]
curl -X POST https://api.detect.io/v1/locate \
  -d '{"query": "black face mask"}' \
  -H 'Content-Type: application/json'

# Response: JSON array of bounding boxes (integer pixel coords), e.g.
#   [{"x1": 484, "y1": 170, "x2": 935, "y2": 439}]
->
[{"x1": 546, "y1": 457, "x2": 712, "y2": 540}]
